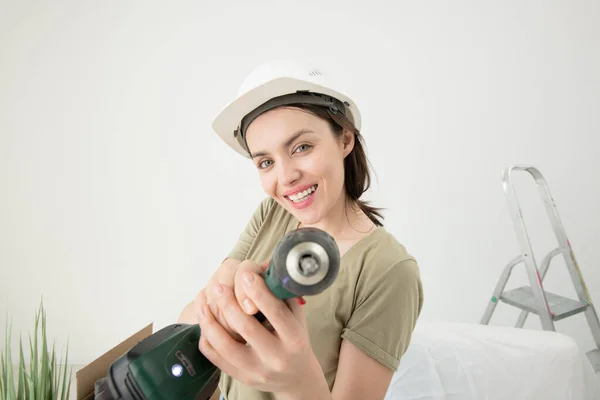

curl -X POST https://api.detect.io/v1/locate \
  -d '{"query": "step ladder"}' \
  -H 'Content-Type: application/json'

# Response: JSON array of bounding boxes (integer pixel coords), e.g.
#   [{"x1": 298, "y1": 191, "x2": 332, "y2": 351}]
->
[{"x1": 480, "y1": 165, "x2": 600, "y2": 373}]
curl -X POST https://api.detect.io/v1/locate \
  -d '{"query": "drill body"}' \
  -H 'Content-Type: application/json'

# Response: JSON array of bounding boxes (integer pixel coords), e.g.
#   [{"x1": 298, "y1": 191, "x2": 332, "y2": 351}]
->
[{"x1": 95, "y1": 324, "x2": 219, "y2": 400}]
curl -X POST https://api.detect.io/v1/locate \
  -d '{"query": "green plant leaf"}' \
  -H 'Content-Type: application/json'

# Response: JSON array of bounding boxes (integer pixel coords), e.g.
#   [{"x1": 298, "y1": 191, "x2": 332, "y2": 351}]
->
[
  {"x1": 0, "y1": 349, "x2": 4, "y2": 399},
  {"x1": 40, "y1": 306, "x2": 48, "y2": 400},
  {"x1": 52, "y1": 344, "x2": 58, "y2": 400},
  {"x1": 1, "y1": 318, "x2": 6, "y2": 399},
  {"x1": 1, "y1": 344, "x2": 6, "y2": 398},
  {"x1": 1, "y1": 299, "x2": 71, "y2": 400},
  {"x1": 30, "y1": 306, "x2": 39, "y2": 400},
  {"x1": 6, "y1": 316, "x2": 15, "y2": 399},
  {"x1": 61, "y1": 339, "x2": 73, "y2": 400},
  {"x1": 60, "y1": 339, "x2": 71, "y2": 400},
  {"x1": 17, "y1": 335, "x2": 28, "y2": 400}
]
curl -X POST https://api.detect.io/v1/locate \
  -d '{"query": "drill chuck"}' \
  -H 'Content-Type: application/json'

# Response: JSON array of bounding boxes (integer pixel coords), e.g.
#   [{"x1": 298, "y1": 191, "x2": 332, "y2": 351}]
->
[{"x1": 266, "y1": 227, "x2": 339, "y2": 298}]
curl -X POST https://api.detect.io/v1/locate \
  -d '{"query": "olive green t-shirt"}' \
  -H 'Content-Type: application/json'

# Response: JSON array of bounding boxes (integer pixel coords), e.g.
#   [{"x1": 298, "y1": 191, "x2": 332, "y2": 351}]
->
[{"x1": 219, "y1": 197, "x2": 424, "y2": 400}]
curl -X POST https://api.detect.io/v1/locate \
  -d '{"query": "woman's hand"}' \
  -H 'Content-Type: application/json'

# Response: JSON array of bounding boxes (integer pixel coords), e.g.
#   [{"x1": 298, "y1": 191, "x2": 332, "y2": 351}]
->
[
  {"x1": 193, "y1": 259, "x2": 269, "y2": 342},
  {"x1": 197, "y1": 269, "x2": 323, "y2": 396}
]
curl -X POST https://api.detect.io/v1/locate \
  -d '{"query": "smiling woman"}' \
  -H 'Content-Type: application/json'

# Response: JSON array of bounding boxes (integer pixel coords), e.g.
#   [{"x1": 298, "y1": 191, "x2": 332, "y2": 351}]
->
[
  {"x1": 178, "y1": 60, "x2": 424, "y2": 400},
  {"x1": 246, "y1": 106, "x2": 352, "y2": 225}
]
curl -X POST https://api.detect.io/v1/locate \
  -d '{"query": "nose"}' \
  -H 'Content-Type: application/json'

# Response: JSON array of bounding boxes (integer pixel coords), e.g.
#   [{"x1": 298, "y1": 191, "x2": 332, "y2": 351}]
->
[{"x1": 277, "y1": 158, "x2": 301, "y2": 186}]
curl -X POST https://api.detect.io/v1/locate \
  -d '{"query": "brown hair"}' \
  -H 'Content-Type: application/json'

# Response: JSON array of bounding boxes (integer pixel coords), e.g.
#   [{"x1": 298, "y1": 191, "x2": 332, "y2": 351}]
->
[{"x1": 283, "y1": 103, "x2": 384, "y2": 227}]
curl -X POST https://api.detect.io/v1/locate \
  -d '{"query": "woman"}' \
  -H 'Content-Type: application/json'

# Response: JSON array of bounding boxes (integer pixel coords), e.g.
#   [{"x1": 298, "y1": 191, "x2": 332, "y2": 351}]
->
[{"x1": 178, "y1": 60, "x2": 424, "y2": 400}]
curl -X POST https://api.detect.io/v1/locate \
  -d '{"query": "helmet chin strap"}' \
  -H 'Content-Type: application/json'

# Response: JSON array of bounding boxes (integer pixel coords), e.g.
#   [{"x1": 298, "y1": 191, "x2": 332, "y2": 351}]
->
[{"x1": 233, "y1": 91, "x2": 349, "y2": 155}]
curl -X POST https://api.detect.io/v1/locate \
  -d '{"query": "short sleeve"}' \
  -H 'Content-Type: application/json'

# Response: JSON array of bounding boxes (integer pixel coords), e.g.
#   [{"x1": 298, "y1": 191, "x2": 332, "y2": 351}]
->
[
  {"x1": 227, "y1": 197, "x2": 275, "y2": 261},
  {"x1": 341, "y1": 259, "x2": 423, "y2": 371}
]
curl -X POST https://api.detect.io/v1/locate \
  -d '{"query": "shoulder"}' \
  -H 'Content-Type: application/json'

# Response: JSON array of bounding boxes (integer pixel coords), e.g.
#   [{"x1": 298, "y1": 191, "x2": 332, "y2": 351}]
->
[
  {"x1": 355, "y1": 228, "x2": 420, "y2": 279},
  {"x1": 349, "y1": 228, "x2": 423, "y2": 304}
]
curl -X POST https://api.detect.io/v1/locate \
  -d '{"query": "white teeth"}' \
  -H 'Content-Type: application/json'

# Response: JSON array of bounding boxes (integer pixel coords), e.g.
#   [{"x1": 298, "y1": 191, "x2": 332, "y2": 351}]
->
[{"x1": 288, "y1": 185, "x2": 317, "y2": 202}]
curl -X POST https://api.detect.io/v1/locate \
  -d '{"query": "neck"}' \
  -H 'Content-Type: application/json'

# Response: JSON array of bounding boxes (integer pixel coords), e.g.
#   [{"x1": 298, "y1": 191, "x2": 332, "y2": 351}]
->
[{"x1": 299, "y1": 193, "x2": 374, "y2": 239}]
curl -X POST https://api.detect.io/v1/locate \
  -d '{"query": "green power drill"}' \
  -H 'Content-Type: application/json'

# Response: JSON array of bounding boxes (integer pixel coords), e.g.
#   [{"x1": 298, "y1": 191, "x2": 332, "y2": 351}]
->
[{"x1": 93, "y1": 227, "x2": 340, "y2": 400}]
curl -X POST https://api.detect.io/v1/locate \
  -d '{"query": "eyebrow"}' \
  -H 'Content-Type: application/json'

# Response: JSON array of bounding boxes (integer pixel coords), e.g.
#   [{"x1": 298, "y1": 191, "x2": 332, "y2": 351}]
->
[{"x1": 250, "y1": 129, "x2": 314, "y2": 158}]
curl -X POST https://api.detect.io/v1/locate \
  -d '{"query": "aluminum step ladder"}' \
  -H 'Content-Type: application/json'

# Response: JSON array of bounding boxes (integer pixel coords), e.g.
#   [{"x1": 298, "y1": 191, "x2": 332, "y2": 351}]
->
[{"x1": 481, "y1": 165, "x2": 600, "y2": 373}]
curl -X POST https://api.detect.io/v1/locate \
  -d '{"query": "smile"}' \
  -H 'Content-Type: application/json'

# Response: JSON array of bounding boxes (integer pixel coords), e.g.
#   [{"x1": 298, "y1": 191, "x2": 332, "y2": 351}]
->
[{"x1": 285, "y1": 184, "x2": 318, "y2": 204}]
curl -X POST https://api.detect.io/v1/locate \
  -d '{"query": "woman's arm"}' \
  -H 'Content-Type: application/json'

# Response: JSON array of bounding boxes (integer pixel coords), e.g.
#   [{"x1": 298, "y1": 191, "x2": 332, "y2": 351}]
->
[
  {"x1": 276, "y1": 339, "x2": 393, "y2": 400},
  {"x1": 330, "y1": 339, "x2": 394, "y2": 400},
  {"x1": 326, "y1": 259, "x2": 423, "y2": 399}
]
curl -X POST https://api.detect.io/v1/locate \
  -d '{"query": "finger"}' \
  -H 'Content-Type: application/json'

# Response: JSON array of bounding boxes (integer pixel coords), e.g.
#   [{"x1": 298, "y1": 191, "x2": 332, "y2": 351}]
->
[
  {"x1": 234, "y1": 260, "x2": 270, "y2": 315},
  {"x1": 208, "y1": 295, "x2": 247, "y2": 344},
  {"x1": 207, "y1": 279, "x2": 249, "y2": 337},
  {"x1": 204, "y1": 279, "x2": 217, "y2": 304},
  {"x1": 193, "y1": 289, "x2": 208, "y2": 322},
  {"x1": 197, "y1": 286, "x2": 242, "y2": 341},
  {"x1": 235, "y1": 270, "x2": 258, "y2": 315},
  {"x1": 241, "y1": 271, "x2": 300, "y2": 340},
  {"x1": 198, "y1": 300, "x2": 254, "y2": 370},
  {"x1": 215, "y1": 283, "x2": 278, "y2": 353},
  {"x1": 198, "y1": 332, "x2": 242, "y2": 380},
  {"x1": 215, "y1": 305, "x2": 246, "y2": 343}
]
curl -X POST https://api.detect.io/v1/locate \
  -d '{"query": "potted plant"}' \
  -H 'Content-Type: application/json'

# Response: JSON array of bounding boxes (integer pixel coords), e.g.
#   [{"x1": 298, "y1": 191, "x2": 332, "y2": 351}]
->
[{"x1": 0, "y1": 300, "x2": 72, "y2": 400}]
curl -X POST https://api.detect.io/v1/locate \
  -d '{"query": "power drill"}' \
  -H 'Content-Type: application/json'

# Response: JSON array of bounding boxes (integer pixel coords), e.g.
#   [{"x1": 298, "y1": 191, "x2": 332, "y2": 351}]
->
[{"x1": 93, "y1": 227, "x2": 340, "y2": 400}]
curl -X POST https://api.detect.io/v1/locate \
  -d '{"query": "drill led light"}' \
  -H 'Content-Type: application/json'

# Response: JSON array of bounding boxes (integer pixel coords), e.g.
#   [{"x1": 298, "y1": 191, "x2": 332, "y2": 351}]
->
[{"x1": 172, "y1": 364, "x2": 184, "y2": 377}]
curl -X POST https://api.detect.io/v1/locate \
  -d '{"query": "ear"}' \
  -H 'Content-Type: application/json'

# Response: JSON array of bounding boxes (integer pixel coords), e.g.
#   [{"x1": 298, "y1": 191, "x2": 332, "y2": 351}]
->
[{"x1": 341, "y1": 128, "x2": 355, "y2": 157}]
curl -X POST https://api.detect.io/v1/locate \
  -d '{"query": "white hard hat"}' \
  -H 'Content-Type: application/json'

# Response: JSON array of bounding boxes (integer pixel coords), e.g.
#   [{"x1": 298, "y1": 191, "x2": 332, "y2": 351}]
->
[{"x1": 212, "y1": 60, "x2": 361, "y2": 158}]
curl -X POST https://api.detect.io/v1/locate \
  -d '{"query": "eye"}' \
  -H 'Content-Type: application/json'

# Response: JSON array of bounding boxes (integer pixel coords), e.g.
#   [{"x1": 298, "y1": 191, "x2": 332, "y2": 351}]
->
[
  {"x1": 294, "y1": 144, "x2": 312, "y2": 153},
  {"x1": 259, "y1": 159, "x2": 273, "y2": 169}
]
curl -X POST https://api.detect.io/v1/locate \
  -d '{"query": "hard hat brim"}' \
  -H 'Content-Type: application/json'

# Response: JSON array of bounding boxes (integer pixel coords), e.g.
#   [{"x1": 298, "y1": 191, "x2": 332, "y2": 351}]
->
[{"x1": 212, "y1": 76, "x2": 361, "y2": 158}]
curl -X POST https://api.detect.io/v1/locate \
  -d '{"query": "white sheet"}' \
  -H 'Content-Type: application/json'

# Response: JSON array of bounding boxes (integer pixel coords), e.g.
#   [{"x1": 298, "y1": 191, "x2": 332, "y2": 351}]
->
[{"x1": 385, "y1": 321, "x2": 600, "y2": 400}]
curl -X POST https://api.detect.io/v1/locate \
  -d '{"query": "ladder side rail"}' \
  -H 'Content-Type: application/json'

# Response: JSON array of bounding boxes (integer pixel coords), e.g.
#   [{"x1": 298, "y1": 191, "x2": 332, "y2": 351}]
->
[
  {"x1": 481, "y1": 255, "x2": 524, "y2": 325},
  {"x1": 503, "y1": 166, "x2": 556, "y2": 331},
  {"x1": 529, "y1": 167, "x2": 593, "y2": 305},
  {"x1": 584, "y1": 306, "x2": 600, "y2": 349}
]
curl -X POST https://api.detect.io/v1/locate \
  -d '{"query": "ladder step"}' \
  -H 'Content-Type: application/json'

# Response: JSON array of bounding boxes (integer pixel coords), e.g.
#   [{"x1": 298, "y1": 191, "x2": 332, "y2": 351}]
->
[{"x1": 500, "y1": 286, "x2": 588, "y2": 321}]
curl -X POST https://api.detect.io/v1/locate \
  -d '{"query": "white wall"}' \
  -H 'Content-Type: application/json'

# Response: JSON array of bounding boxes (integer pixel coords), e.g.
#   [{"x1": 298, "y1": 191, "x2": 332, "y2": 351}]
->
[{"x1": 1, "y1": 0, "x2": 599, "y2": 366}]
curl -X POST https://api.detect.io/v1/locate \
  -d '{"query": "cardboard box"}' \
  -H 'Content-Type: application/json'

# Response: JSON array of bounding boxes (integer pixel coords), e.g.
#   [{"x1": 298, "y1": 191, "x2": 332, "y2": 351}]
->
[{"x1": 74, "y1": 323, "x2": 221, "y2": 400}]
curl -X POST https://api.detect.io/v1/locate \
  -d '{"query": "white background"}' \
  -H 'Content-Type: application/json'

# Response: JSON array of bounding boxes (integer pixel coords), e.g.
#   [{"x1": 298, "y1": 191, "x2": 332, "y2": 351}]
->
[{"x1": 1, "y1": 0, "x2": 598, "y2": 367}]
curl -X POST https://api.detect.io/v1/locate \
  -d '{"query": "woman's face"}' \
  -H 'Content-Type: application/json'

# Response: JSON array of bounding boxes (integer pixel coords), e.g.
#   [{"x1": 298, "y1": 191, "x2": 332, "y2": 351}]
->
[{"x1": 244, "y1": 107, "x2": 354, "y2": 225}]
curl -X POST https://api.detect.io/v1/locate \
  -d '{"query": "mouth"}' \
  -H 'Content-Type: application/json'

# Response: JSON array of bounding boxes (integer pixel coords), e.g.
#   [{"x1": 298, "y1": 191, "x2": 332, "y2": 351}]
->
[{"x1": 284, "y1": 184, "x2": 318, "y2": 204}]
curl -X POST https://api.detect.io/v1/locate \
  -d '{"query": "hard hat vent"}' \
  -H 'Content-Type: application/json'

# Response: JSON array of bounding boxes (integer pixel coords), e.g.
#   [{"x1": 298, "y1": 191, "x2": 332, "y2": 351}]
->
[{"x1": 309, "y1": 69, "x2": 322, "y2": 77}]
